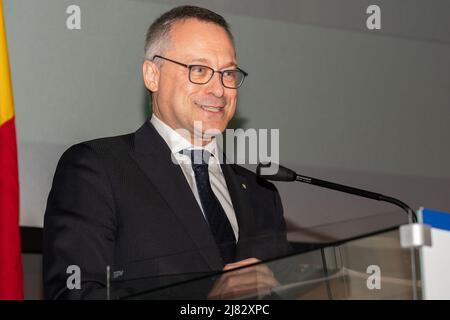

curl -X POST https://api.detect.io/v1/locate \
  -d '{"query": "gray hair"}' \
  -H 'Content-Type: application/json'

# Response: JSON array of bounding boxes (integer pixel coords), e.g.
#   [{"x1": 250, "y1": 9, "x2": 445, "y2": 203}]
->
[{"x1": 144, "y1": 5, "x2": 235, "y2": 62}]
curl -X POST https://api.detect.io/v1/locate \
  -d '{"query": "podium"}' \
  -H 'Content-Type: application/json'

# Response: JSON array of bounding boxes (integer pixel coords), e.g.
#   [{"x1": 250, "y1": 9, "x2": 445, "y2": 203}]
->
[
  {"x1": 415, "y1": 208, "x2": 450, "y2": 299},
  {"x1": 103, "y1": 209, "x2": 440, "y2": 300}
]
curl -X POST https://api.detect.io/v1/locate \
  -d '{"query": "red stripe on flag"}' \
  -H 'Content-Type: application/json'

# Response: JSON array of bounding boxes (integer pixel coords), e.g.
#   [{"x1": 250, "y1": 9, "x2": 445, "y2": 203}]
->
[{"x1": 0, "y1": 117, "x2": 23, "y2": 300}]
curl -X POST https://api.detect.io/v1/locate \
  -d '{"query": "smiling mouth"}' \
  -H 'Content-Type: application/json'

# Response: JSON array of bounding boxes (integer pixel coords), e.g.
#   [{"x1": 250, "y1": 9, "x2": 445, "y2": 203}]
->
[{"x1": 195, "y1": 103, "x2": 224, "y2": 113}]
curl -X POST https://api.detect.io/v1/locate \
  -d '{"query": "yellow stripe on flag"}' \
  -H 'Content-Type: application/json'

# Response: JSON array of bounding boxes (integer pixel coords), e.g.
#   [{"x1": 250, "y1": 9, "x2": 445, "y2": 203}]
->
[{"x1": 0, "y1": 0, "x2": 15, "y2": 126}]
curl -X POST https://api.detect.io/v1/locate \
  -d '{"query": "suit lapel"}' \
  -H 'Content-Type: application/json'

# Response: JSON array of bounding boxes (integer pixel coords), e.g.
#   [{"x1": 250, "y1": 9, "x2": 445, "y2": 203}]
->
[{"x1": 129, "y1": 121, "x2": 223, "y2": 270}]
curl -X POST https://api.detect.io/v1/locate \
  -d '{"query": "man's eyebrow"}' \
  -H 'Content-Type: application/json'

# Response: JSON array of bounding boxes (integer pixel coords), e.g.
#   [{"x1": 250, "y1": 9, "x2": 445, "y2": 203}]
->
[{"x1": 188, "y1": 57, "x2": 238, "y2": 69}]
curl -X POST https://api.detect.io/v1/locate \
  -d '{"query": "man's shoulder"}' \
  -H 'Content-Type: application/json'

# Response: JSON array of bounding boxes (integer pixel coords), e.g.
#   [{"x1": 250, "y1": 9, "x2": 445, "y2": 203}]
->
[
  {"x1": 59, "y1": 132, "x2": 135, "y2": 165},
  {"x1": 80, "y1": 133, "x2": 134, "y2": 152}
]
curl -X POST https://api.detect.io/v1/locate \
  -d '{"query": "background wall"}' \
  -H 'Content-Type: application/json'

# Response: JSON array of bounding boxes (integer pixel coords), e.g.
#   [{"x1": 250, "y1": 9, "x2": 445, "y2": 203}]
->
[
  {"x1": 4, "y1": 0, "x2": 450, "y2": 230},
  {"x1": 3, "y1": 0, "x2": 450, "y2": 298}
]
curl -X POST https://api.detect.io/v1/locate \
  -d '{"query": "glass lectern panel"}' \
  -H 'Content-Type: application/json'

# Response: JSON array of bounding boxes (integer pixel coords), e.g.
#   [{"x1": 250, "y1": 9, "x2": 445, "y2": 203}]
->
[{"x1": 106, "y1": 211, "x2": 420, "y2": 300}]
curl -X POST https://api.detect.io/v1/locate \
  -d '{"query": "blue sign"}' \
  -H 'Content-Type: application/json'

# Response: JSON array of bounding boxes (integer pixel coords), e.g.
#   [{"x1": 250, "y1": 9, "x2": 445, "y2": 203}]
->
[{"x1": 419, "y1": 208, "x2": 450, "y2": 231}]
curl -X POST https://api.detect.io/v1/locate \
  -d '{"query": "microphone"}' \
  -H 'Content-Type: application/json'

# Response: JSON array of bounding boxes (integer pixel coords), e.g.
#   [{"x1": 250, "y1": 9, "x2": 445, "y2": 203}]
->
[{"x1": 256, "y1": 162, "x2": 417, "y2": 223}]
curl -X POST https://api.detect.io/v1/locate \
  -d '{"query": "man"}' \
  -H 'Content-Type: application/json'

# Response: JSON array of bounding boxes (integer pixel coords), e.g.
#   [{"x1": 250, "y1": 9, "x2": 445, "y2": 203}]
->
[{"x1": 43, "y1": 5, "x2": 290, "y2": 300}]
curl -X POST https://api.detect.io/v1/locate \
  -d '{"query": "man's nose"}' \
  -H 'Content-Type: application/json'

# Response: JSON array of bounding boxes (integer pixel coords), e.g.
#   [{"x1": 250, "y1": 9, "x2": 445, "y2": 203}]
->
[{"x1": 205, "y1": 72, "x2": 224, "y2": 97}]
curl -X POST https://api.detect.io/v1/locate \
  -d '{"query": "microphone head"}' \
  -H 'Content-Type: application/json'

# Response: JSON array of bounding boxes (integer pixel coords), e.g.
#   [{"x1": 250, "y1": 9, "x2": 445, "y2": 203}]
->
[{"x1": 256, "y1": 162, "x2": 297, "y2": 181}]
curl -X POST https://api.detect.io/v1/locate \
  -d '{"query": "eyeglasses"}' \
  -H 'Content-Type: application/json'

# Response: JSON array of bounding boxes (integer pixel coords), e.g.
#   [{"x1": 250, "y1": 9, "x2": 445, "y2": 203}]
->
[{"x1": 152, "y1": 55, "x2": 248, "y2": 89}]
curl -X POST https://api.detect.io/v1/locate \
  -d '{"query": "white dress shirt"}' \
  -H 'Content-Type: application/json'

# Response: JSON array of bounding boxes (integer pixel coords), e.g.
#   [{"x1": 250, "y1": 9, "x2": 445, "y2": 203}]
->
[{"x1": 150, "y1": 114, "x2": 239, "y2": 241}]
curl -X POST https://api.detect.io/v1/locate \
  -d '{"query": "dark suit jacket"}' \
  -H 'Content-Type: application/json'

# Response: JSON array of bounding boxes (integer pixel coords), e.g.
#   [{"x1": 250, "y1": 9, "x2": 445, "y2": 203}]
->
[{"x1": 43, "y1": 120, "x2": 290, "y2": 299}]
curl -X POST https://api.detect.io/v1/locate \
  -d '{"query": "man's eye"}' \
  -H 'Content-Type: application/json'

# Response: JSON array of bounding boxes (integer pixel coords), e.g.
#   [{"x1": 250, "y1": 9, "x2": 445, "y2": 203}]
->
[
  {"x1": 191, "y1": 66, "x2": 206, "y2": 74},
  {"x1": 224, "y1": 71, "x2": 237, "y2": 78}
]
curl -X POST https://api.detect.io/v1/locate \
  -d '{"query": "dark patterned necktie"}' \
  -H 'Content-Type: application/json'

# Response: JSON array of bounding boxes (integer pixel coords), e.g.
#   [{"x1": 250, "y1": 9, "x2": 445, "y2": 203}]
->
[{"x1": 182, "y1": 149, "x2": 236, "y2": 264}]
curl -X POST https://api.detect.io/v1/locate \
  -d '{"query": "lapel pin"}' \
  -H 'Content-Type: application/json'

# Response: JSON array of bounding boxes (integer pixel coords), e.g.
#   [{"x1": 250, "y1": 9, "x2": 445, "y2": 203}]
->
[{"x1": 241, "y1": 183, "x2": 247, "y2": 189}]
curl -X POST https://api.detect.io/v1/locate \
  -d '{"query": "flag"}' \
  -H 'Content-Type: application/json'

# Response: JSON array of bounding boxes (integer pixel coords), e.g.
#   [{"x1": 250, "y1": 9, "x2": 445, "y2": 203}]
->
[{"x1": 0, "y1": 0, "x2": 24, "y2": 299}]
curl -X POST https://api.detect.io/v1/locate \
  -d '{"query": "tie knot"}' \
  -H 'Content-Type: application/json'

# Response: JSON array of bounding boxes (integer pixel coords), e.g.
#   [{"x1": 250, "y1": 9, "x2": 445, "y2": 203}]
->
[{"x1": 181, "y1": 149, "x2": 212, "y2": 167}]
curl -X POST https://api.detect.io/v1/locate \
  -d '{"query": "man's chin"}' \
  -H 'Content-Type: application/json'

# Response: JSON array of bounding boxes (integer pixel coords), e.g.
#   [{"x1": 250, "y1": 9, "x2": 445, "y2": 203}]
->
[
  {"x1": 191, "y1": 123, "x2": 225, "y2": 143},
  {"x1": 192, "y1": 120, "x2": 225, "y2": 134},
  {"x1": 203, "y1": 130, "x2": 221, "y2": 141}
]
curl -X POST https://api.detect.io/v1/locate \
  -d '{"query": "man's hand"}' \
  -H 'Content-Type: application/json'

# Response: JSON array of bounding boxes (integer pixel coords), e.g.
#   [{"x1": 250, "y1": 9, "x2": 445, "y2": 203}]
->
[{"x1": 207, "y1": 258, "x2": 280, "y2": 300}]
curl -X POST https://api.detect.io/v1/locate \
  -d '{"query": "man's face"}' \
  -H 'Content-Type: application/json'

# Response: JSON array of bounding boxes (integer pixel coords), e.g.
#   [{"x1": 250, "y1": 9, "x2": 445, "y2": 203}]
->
[{"x1": 144, "y1": 18, "x2": 238, "y2": 143}]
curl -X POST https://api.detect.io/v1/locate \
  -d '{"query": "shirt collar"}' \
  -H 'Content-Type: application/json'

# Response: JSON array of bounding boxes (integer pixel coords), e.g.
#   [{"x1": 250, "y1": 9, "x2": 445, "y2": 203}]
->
[{"x1": 150, "y1": 114, "x2": 223, "y2": 163}]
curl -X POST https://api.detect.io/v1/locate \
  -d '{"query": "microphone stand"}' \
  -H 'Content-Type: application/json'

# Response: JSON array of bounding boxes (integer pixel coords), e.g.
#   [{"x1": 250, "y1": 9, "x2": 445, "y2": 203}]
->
[
  {"x1": 257, "y1": 162, "x2": 417, "y2": 223},
  {"x1": 257, "y1": 162, "x2": 422, "y2": 300},
  {"x1": 295, "y1": 173, "x2": 417, "y2": 223}
]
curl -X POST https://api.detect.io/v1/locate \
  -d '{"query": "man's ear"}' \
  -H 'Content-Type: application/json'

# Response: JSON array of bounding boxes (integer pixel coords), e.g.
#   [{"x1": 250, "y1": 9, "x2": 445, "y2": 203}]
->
[{"x1": 142, "y1": 60, "x2": 160, "y2": 92}]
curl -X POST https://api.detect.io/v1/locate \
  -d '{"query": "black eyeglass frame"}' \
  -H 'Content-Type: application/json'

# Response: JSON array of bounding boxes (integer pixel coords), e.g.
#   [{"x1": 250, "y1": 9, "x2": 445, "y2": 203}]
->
[{"x1": 152, "y1": 54, "x2": 248, "y2": 89}]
